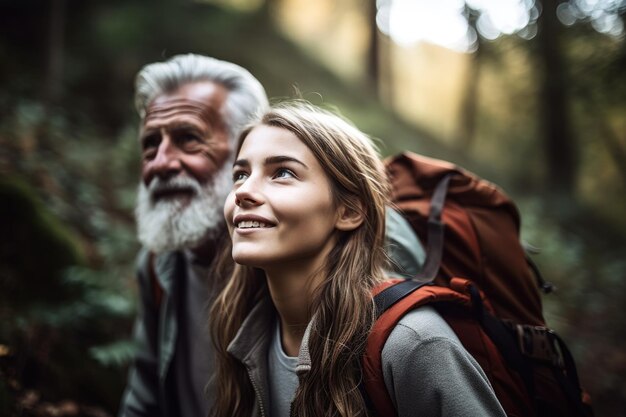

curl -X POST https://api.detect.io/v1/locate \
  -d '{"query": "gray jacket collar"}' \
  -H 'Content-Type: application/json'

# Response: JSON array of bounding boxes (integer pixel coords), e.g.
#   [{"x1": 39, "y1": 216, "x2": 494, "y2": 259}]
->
[
  {"x1": 226, "y1": 296, "x2": 315, "y2": 414},
  {"x1": 153, "y1": 250, "x2": 181, "y2": 295},
  {"x1": 153, "y1": 250, "x2": 184, "y2": 381},
  {"x1": 227, "y1": 296, "x2": 274, "y2": 416}
]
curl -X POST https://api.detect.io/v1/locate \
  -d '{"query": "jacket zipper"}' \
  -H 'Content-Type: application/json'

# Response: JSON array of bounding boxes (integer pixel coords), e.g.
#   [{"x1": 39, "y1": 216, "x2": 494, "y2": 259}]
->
[{"x1": 247, "y1": 366, "x2": 266, "y2": 417}]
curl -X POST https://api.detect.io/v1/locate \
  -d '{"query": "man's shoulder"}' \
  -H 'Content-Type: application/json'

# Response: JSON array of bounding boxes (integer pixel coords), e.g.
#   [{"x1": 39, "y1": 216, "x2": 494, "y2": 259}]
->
[{"x1": 384, "y1": 207, "x2": 425, "y2": 279}]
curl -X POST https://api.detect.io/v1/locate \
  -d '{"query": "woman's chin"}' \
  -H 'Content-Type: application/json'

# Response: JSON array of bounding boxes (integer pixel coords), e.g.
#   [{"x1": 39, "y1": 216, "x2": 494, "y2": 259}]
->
[{"x1": 232, "y1": 252, "x2": 265, "y2": 268}]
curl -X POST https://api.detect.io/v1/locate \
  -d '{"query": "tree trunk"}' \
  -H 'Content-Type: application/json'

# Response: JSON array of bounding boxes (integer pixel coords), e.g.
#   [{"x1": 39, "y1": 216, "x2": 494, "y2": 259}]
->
[
  {"x1": 536, "y1": 0, "x2": 577, "y2": 197},
  {"x1": 367, "y1": 0, "x2": 380, "y2": 92},
  {"x1": 44, "y1": 0, "x2": 66, "y2": 107},
  {"x1": 597, "y1": 114, "x2": 626, "y2": 186},
  {"x1": 376, "y1": 4, "x2": 394, "y2": 108},
  {"x1": 456, "y1": 8, "x2": 482, "y2": 150}
]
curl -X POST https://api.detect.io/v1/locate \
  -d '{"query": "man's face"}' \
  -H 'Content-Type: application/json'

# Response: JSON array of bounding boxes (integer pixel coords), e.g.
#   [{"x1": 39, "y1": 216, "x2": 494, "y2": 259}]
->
[
  {"x1": 135, "y1": 82, "x2": 234, "y2": 253},
  {"x1": 140, "y1": 81, "x2": 231, "y2": 192}
]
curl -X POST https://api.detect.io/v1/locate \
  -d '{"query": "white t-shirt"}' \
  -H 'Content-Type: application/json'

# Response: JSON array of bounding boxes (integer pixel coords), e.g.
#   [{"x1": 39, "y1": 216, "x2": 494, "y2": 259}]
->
[{"x1": 268, "y1": 320, "x2": 299, "y2": 417}]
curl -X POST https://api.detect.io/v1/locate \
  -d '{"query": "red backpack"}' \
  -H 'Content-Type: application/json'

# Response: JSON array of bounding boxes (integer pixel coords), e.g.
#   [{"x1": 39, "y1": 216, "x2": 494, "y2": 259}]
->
[{"x1": 362, "y1": 152, "x2": 593, "y2": 417}]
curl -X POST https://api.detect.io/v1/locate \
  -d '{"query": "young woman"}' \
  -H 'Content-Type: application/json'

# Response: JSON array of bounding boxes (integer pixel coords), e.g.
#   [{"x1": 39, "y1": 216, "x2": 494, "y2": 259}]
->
[{"x1": 210, "y1": 103, "x2": 506, "y2": 417}]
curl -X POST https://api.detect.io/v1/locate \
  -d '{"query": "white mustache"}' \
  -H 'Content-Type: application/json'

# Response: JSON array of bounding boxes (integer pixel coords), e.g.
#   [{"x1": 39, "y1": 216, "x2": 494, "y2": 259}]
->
[
  {"x1": 147, "y1": 176, "x2": 202, "y2": 203},
  {"x1": 136, "y1": 165, "x2": 233, "y2": 254}
]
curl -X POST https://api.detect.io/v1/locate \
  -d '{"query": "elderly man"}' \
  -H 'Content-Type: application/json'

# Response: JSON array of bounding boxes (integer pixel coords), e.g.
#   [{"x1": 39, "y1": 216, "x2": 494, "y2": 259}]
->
[{"x1": 119, "y1": 54, "x2": 424, "y2": 417}]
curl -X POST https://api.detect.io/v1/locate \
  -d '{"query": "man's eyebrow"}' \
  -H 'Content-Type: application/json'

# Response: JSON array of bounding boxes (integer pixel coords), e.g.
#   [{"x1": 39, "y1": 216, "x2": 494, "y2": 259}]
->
[
  {"x1": 142, "y1": 121, "x2": 206, "y2": 134},
  {"x1": 167, "y1": 121, "x2": 206, "y2": 132},
  {"x1": 232, "y1": 156, "x2": 309, "y2": 169}
]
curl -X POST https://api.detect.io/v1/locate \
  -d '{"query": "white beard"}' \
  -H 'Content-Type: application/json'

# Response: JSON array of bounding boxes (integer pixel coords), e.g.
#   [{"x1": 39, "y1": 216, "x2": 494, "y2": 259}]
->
[{"x1": 135, "y1": 166, "x2": 232, "y2": 254}]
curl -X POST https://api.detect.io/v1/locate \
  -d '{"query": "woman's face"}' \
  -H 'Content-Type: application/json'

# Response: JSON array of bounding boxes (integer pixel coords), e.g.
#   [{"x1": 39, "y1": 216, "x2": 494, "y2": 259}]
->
[{"x1": 224, "y1": 125, "x2": 341, "y2": 271}]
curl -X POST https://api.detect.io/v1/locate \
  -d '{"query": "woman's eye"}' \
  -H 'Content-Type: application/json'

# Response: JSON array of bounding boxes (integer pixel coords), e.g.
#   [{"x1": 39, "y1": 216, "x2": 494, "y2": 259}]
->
[
  {"x1": 274, "y1": 168, "x2": 295, "y2": 179},
  {"x1": 233, "y1": 171, "x2": 248, "y2": 182}
]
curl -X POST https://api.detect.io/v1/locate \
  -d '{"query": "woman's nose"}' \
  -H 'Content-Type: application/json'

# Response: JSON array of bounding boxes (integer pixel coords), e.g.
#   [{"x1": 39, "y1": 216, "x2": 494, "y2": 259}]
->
[{"x1": 234, "y1": 178, "x2": 263, "y2": 208}]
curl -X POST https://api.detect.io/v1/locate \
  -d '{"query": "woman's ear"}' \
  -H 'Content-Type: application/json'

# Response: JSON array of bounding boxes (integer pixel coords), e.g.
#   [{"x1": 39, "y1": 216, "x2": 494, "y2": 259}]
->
[{"x1": 335, "y1": 201, "x2": 365, "y2": 231}]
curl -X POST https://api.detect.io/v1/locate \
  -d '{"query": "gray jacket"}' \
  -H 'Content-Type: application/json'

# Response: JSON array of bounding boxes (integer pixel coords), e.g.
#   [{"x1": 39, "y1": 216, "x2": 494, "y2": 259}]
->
[
  {"x1": 118, "y1": 208, "x2": 425, "y2": 417},
  {"x1": 229, "y1": 298, "x2": 506, "y2": 417},
  {"x1": 118, "y1": 249, "x2": 186, "y2": 417}
]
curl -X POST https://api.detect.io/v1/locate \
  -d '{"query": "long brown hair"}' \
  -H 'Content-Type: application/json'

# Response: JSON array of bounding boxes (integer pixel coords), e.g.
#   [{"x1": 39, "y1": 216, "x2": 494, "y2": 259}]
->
[{"x1": 210, "y1": 102, "x2": 389, "y2": 417}]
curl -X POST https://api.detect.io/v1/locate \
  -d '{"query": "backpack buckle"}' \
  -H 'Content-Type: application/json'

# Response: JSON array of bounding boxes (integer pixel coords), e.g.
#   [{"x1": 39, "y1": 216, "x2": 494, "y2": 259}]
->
[{"x1": 515, "y1": 324, "x2": 564, "y2": 368}]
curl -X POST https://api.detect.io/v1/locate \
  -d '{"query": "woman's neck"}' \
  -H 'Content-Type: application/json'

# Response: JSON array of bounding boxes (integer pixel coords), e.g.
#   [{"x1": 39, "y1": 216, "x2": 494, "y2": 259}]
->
[{"x1": 264, "y1": 261, "x2": 326, "y2": 357}]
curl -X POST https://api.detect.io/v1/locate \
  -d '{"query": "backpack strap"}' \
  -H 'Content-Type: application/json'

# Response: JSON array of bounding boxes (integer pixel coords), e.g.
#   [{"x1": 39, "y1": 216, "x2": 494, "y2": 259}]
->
[
  {"x1": 526, "y1": 254, "x2": 556, "y2": 294},
  {"x1": 363, "y1": 278, "x2": 475, "y2": 417},
  {"x1": 374, "y1": 279, "x2": 432, "y2": 317},
  {"x1": 549, "y1": 333, "x2": 594, "y2": 417},
  {"x1": 415, "y1": 173, "x2": 454, "y2": 281},
  {"x1": 467, "y1": 286, "x2": 536, "y2": 400}
]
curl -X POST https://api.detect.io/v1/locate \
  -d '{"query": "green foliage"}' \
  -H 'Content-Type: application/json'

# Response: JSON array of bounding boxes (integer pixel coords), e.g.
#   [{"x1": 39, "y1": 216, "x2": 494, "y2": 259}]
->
[
  {"x1": 0, "y1": 175, "x2": 137, "y2": 412},
  {"x1": 90, "y1": 339, "x2": 138, "y2": 368},
  {"x1": 0, "y1": 95, "x2": 140, "y2": 413},
  {"x1": 0, "y1": 177, "x2": 84, "y2": 309}
]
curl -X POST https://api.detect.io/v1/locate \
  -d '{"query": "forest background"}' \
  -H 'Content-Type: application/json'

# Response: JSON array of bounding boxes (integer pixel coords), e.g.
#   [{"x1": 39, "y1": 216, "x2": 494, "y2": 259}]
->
[{"x1": 1, "y1": 0, "x2": 625, "y2": 416}]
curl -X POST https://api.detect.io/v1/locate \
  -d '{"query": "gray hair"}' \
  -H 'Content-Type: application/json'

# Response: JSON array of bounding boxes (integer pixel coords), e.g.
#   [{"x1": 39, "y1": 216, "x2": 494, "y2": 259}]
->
[{"x1": 134, "y1": 54, "x2": 269, "y2": 145}]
